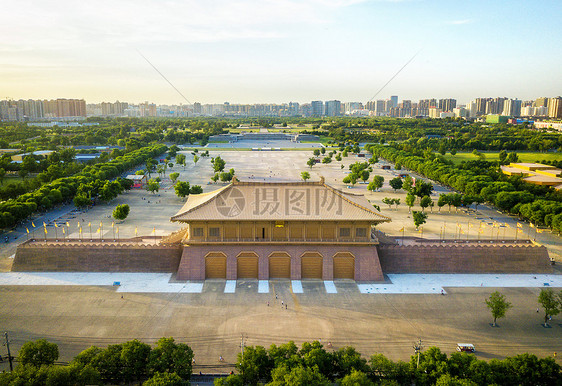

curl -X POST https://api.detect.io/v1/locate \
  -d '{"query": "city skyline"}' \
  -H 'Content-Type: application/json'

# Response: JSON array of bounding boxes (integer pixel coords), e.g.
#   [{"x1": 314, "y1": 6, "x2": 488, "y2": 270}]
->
[{"x1": 1, "y1": 0, "x2": 561, "y2": 104}]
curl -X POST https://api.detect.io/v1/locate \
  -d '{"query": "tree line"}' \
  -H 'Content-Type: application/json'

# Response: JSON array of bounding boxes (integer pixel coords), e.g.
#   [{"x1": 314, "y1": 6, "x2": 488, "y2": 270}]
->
[
  {"x1": 0, "y1": 144, "x2": 166, "y2": 229},
  {"x1": 1, "y1": 336, "x2": 560, "y2": 385},
  {"x1": 367, "y1": 144, "x2": 562, "y2": 234},
  {"x1": 0, "y1": 337, "x2": 193, "y2": 385}
]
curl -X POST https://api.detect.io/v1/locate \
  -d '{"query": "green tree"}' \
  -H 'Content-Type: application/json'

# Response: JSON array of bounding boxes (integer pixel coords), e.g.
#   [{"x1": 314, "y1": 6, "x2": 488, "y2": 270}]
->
[
  {"x1": 322, "y1": 156, "x2": 332, "y2": 164},
  {"x1": 538, "y1": 288, "x2": 560, "y2": 326},
  {"x1": 175, "y1": 154, "x2": 186, "y2": 169},
  {"x1": 193, "y1": 155, "x2": 199, "y2": 165},
  {"x1": 414, "y1": 181, "x2": 434, "y2": 198},
  {"x1": 148, "y1": 337, "x2": 193, "y2": 380},
  {"x1": 18, "y1": 339, "x2": 59, "y2": 367},
  {"x1": 22, "y1": 155, "x2": 36, "y2": 173},
  {"x1": 270, "y1": 365, "x2": 330, "y2": 386},
  {"x1": 18, "y1": 168, "x2": 29, "y2": 180},
  {"x1": 190, "y1": 185, "x2": 203, "y2": 194},
  {"x1": 307, "y1": 158, "x2": 316, "y2": 168},
  {"x1": 406, "y1": 193, "x2": 416, "y2": 213},
  {"x1": 313, "y1": 149, "x2": 321, "y2": 156},
  {"x1": 0, "y1": 167, "x2": 5, "y2": 185},
  {"x1": 113, "y1": 204, "x2": 130, "y2": 221},
  {"x1": 360, "y1": 169, "x2": 370, "y2": 183},
  {"x1": 402, "y1": 175, "x2": 414, "y2": 193},
  {"x1": 169, "y1": 172, "x2": 180, "y2": 184},
  {"x1": 389, "y1": 177, "x2": 403, "y2": 192},
  {"x1": 382, "y1": 197, "x2": 393, "y2": 209},
  {"x1": 420, "y1": 195, "x2": 432, "y2": 212},
  {"x1": 174, "y1": 181, "x2": 190, "y2": 198},
  {"x1": 339, "y1": 370, "x2": 374, "y2": 386},
  {"x1": 413, "y1": 211, "x2": 428, "y2": 229},
  {"x1": 450, "y1": 193, "x2": 463, "y2": 212},
  {"x1": 368, "y1": 175, "x2": 384, "y2": 191},
  {"x1": 121, "y1": 339, "x2": 151, "y2": 383},
  {"x1": 438, "y1": 194, "x2": 449, "y2": 212},
  {"x1": 144, "y1": 371, "x2": 186, "y2": 385},
  {"x1": 498, "y1": 150, "x2": 507, "y2": 164},
  {"x1": 212, "y1": 156, "x2": 226, "y2": 173},
  {"x1": 73, "y1": 194, "x2": 91, "y2": 209},
  {"x1": 412, "y1": 347, "x2": 448, "y2": 386},
  {"x1": 236, "y1": 345, "x2": 274, "y2": 384},
  {"x1": 485, "y1": 291, "x2": 512, "y2": 327},
  {"x1": 301, "y1": 171, "x2": 310, "y2": 181},
  {"x1": 146, "y1": 179, "x2": 160, "y2": 194}
]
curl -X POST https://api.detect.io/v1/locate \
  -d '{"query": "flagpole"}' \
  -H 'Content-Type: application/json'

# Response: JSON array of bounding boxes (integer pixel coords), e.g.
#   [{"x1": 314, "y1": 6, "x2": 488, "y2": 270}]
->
[{"x1": 89, "y1": 223, "x2": 92, "y2": 241}]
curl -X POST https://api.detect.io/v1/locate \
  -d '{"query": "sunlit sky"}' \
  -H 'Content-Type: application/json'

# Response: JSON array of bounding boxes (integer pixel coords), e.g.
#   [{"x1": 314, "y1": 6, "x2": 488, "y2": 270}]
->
[{"x1": 1, "y1": 0, "x2": 561, "y2": 105}]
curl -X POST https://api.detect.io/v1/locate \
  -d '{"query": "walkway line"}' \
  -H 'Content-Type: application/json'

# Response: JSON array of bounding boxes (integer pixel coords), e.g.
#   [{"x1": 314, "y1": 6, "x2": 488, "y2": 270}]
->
[
  {"x1": 324, "y1": 281, "x2": 337, "y2": 294},
  {"x1": 291, "y1": 280, "x2": 303, "y2": 294},
  {"x1": 258, "y1": 280, "x2": 269, "y2": 293},
  {"x1": 224, "y1": 280, "x2": 236, "y2": 293}
]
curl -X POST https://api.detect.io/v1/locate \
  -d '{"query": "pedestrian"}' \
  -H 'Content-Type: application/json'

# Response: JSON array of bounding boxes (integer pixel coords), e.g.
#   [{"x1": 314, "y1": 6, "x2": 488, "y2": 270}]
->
[
  {"x1": 275, "y1": 294, "x2": 278, "y2": 299},
  {"x1": 537, "y1": 308, "x2": 540, "y2": 313},
  {"x1": 441, "y1": 289, "x2": 444, "y2": 295},
  {"x1": 267, "y1": 301, "x2": 269, "y2": 307},
  {"x1": 281, "y1": 301, "x2": 284, "y2": 306},
  {"x1": 285, "y1": 304, "x2": 287, "y2": 310},
  {"x1": 554, "y1": 352, "x2": 557, "y2": 358}
]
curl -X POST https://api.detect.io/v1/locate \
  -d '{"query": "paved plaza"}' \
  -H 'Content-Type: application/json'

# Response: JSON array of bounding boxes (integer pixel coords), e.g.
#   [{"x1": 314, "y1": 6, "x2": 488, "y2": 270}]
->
[{"x1": 1, "y1": 148, "x2": 561, "y2": 372}]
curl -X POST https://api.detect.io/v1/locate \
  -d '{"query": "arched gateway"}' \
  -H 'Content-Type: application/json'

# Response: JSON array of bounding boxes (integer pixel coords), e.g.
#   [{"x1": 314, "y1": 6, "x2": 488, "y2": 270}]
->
[{"x1": 171, "y1": 177, "x2": 391, "y2": 281}]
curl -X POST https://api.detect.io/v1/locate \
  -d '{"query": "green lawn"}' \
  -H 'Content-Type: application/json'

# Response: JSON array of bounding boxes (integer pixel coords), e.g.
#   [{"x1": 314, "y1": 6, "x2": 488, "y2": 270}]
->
[{"x1": 442, "y1": 151, "x2": 562, "y2": 165}]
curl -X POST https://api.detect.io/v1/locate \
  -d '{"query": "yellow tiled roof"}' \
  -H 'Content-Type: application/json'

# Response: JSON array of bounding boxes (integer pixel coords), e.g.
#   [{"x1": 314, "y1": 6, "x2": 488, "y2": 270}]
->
[{"x1": 171, "y1": 178, "x2": 391, "y2": 223}]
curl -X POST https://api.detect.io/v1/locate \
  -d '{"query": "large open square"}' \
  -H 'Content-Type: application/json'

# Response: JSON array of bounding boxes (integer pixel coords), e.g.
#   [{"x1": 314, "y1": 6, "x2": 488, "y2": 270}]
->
[{"x1": 1, "y1": 148, "x2": 561, "y2": 372}]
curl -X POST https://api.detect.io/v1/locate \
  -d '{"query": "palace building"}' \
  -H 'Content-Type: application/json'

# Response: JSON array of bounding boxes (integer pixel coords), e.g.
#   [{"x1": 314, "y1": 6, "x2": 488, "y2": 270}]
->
[
  {"x1": 12, "y1": 179, "x2": 553, "y2": 279},
  {"x1": 170, "y1": 177, "x2": 391, "y2": 281}
]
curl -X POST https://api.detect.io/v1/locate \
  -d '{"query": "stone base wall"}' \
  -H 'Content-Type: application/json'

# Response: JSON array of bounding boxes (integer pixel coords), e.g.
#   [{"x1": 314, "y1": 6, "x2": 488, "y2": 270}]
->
[
  {"x1": 378, "y1": 243, "x2": 552, "y2": 273},
  {"x1": 177, "y1": 244, "x2": 383, "y2": 281},
  {"x1": 12, "y1": 240, "x2": 182, "y2": 272}
]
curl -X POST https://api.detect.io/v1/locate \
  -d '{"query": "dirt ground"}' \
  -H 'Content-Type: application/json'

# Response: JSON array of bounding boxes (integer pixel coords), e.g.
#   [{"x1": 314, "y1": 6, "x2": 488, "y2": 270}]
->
[{"x1": 0, "y1": 283, "x2": 560, "y2": 373}]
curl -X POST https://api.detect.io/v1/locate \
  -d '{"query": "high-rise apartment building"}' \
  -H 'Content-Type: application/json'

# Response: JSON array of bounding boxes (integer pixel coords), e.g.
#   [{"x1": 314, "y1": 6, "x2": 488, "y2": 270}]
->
[
  {"x1": 325, "y1": 100, "x2": 341, "y2": 117},
  {"x1": 502, "y1": 99, "x2": 522, "y2": 117},
  {"x1": 375, "y1": 100, "x2": 386, "y2": 116},
  {"x1": 399, "y1": 100, "x2": 412, "y2": 117},
  {"x1": 288, "y1": 102, "x2": 300, "y2": 116},
  {"x1": 344, "y1": 102, "x2": 362, "y2": 113},
  {"x1": 485, "y1": 97, "x2": 506, "y2": 115},
  {"x1": 390, "y1": 96, "x2": 398, "y2": 108},
  {"x1": 548, "y1": 97, "x2": 562, "y2": 118},
  {"x1": 535, "y1": 97, "x2": 548, "y2": 107},
  {"x1": 474, "y1": 98, "x2": 488, "y2": 116},
  {"x1": 438, "y1": 98, "x2": 456, "y2": 112},
  {"x1": 311, "y1": 101, "x2": 324, "y2": 116}
]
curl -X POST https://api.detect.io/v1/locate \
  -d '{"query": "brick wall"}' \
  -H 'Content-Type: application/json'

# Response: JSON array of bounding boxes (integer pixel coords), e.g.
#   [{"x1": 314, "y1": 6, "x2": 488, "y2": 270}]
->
[
  {"x1": 378, "y1": 244, "x2": 552, "y2": 274},
  {"x1": 12, "y1": 241, "x2": 182, "y2": 272},
  {"x1": 177, "y1": 244, "x2": 384, "y2": 281}
]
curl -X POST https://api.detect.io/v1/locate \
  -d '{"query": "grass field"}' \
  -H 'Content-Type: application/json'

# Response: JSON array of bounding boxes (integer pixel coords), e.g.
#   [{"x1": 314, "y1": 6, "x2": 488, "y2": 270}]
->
[{"x1": 442, "y1": 151, "x2": 562, "y2": 165}]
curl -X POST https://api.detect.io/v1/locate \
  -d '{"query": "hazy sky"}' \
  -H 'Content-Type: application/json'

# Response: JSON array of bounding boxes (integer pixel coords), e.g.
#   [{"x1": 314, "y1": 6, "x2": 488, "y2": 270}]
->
[{"x1": 1, "y1": 0, "x2": 561, "y2": 105}]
